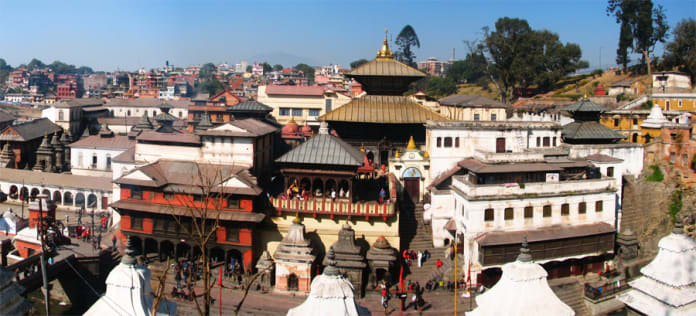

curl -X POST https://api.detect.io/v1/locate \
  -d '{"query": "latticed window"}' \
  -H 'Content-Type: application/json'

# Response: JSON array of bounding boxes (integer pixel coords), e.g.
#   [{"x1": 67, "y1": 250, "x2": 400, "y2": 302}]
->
[
  {"x1": 543, "y1": 205, "x2": 552, "y2": 217},
  {"x1": 504, "y1": 208, "x2": 514, "y2": 220},
  {"x1": 579, "y1": 202, "x2": 587, "y2": 214},
  {"x1": 524, "y1": 206, "x2": 533, "y2": 218},
  {"x1": 484, "y1": 208, "x2": 494, "y2": 222},
  {"x1": 595, "y1": 201, "x2": 603, "y2": 212},
  {"x1": 561, "y1": 203, "x2": 569, "y2": 216}
]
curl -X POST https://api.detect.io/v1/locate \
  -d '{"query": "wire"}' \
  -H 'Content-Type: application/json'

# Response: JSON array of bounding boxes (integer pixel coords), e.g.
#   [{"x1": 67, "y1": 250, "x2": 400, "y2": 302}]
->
[{"x1": 63, "y1": 258, "x2": 131, "y2": 315}]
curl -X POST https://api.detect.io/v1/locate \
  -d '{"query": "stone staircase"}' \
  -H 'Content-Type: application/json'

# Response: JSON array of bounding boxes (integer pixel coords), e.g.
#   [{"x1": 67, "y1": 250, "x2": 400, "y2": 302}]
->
[
  {"x1": 549, "y1": 277, "x2": 590, "y2": 316},
  {"x1": 400, "y1": 201, "x2": 459, "y2": 285}
]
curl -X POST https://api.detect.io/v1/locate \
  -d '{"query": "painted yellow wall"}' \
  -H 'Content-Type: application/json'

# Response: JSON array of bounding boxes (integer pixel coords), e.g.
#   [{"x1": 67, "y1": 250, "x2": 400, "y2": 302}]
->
[
  {"x1": 258, "y1": 214, "x2": 401, "y2": 258},
  {"x1": 600, "y1": 114, "x2": 661, "y2": 144},
  {"x1": 653, "y1": 97, "x2": 696, "y2": 111}
]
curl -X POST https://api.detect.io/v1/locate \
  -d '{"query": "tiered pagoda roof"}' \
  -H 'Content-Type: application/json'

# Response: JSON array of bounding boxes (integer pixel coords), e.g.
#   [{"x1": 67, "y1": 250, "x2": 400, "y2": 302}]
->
[
  {"x1": 276, "y1": 122, "x2": 365, "y2": 167},
  {"x1": 561, "y1": 98, "x2": 625, "y2": 144},
  {"x1": 331, "y1": 223, "x2": 366, "y2": 269},
  {"x1": 318, "y1": 95, "x2": 447, "y2": 124},
  {"x1": 274, "y1": 217, "x2": 315, "y2": 264}
]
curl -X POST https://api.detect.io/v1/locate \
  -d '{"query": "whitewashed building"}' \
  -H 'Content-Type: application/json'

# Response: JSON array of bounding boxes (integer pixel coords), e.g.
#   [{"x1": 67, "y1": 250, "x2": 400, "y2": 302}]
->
[
  {"x1": 104, "y1": 98, "x2": 189, "y2": 119},
  {"x1": 41, "y1": 98, "x2": 108, "y2": 136},
  {"x1": 69, "y1": 129, "x2": 135, "y2": 177}
]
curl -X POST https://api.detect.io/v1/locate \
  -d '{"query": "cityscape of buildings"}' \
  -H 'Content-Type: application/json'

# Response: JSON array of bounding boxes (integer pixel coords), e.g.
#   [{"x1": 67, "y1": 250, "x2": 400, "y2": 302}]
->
[{"x1": 0, "y1": 15, "x2": 695, "y2": 316}]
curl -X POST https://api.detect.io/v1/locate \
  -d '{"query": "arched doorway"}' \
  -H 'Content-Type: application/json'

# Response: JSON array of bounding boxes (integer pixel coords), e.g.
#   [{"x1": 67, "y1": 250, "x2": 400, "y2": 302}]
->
[
  {"x1": 30, "y1": 188, "x2": 39, "y2": 201},
  {"x1": 176, "y1": 243, "x2": 190, "y2": 259},
  {"x1": 632, "y1": 133, "x2": 638, "y2": 143},
  {"x1": 63, "y1": 192, "x2": 73, "y2": 206},
  {"x1": 9, "y1": 186, "x2": 18, "y2": 199},
  {"x1": 402, "y1": 167, "x2": 422, "y2": 203},
  {"x1": 144, "y1": 238, "x2": 158, "y2": 257},
  {"x1": 87, "y1": 194, "x2": 97, "y2": 208},
  {"x1": 41, "y1": 189, "x2": 50, "y2": 198},
  {"x1": 75, "y1": 193, "x2": 86, "y2": 209},
  {"x1": 19, "y1": 187, "x2": 28, "y2": 201},
  {"x1": 312, "y1": 179, "x2": 323, "y2": 197},
  {"x1": 227, "y1": 249, "x2": 243, "y2": 274},
  {"x1": 52, "y1": 191, "x2": 62, "y2": 204},
  {"x1": 287, "y1": 273, "x2": 299, "y2": 291},
  {"x1": 210, "y1": 247, "x2": 225, "y2": 265}
]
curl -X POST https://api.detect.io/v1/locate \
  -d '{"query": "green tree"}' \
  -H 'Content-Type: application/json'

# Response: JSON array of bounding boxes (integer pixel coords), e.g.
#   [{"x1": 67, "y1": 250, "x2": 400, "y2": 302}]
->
[
  {"x1": 350, "y1": 59, "x2": 369, "y2": 69},
  {"x1": 48, "y1": 60, "x2": 78, "y2": 74},
  {"x1": 607, "y1": 0, "x2": 669, "y2": 70},
  {"x1": 480, "y1": 17, "x2": 588, "y2": 102},
  {"x1": 273, "y1": 64, "x2": 283, "y2": 71},
  {"x1": 199, "y1": 63, "x2": 217, "y2": 79},
  {"x1": 197, "y1": 79, "x2": 225, "y2": 95},
  {"x1": 262, "y1": 62, "x2": 272, "y2": 74},
  {"x1": 421, "y1": 77, "x2": 457, "y2": 97},
  {"x1": 27, "y1": 58, "x2": 45, "y2": 70},
  {"x1": 663, "y1": 18, "x2": 696, "y2": 81},
  {"x1": 446, "y1": 52, "x2": 487, "y2": 84},
  {"x1": 76, "y1": 66, "x2": 94, "y2": 74},
  {"x1": 0, "y1": 58, "x2": 11, "y2": 86},
  {"x1": 394, "y1": 25, "x2": 420, "y2": 67},
  {"x1": 295, "y1": 63, "x2": 315, "y2": 82},
  {"x1": 245, "y1": 65, "x2": 252, "y2": 73}
]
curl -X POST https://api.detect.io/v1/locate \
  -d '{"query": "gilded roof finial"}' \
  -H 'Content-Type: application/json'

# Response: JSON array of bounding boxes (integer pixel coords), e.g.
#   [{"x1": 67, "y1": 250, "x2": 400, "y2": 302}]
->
[
  {"x1": 407, "y1": 136, "x2": 416, "y2": 150},
  {"x1": 394, "y1": 150, "x2": 400, "y2": 158},
  {"x1": 292, "y1": 213, "x2": 301, "y2": 224},
  {"x1": 377, "y1": 28, "x2": 394, "y2": 60}
]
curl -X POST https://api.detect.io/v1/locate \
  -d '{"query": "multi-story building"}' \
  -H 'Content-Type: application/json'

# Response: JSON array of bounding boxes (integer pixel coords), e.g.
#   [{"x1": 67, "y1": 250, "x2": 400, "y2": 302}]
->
[
  {"x1": 416, "y1": 57, "x2": 451, "y2": 77},
  {"x1": 257, "y1": 85, "x2": 351, "y2": 126},
  {"x1": 112, "y1": 160, "x2": 266, "y2": 271},
  {"x1": 41, "y1": 98, "x2": 108, "y2": 136},
  {"x1": 105, "y1": 98, "x2": 189, "y2": 119},
  {"x1": 69, "y1": 128, "x2": 135, "y2": 177},
  {"x1": 652, "y1": 93, "x2": 696, "y2": 112},
  {"x1": 652, "y1": 71, "x2": 692, "y2": 93},
  {"x1": 437, "y1": 95, "x2": 509, "y2": 121}
]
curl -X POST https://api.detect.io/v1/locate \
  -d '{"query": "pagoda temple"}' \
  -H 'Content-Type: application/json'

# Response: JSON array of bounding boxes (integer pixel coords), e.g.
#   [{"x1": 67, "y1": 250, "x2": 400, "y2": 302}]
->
[
  {"x1": 330, "y1": 223, "x2": 367, "y2": 297},
  {"x1": 273, "y1": 216, "x2": 316, "y2": 294},
  {"x1": 561, "y1": 98, "x2": 626, "y2": 144},
  {"x1": 319, "y1": 30, "x2": 447, "y2": 167},
  {"x1": 618, "y1": 218, "x2": 696, "y2": 315}
]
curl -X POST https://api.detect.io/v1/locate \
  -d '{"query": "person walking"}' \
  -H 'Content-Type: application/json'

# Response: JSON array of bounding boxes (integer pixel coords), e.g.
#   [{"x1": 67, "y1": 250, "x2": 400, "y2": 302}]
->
[
  {"x1": 112, "y1": 235, "x2": 117, "y2": 248},
  {"x1": 77, "y1": 208, "x2": 83, "y2": 225},
  {"x1": 436, "y1": 259, "x2": 443, "y2": 269},
  {"x1": 417, "y1": 251, "x2": 423, "y2": 268},
  {"x1": 96, "y1": 233, "x2": 102, "y2": 250}
]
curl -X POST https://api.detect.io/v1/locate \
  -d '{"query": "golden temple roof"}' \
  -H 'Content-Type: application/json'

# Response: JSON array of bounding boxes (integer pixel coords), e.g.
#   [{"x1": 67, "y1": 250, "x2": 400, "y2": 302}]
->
[
  {"x1": 318, "y1": 95, "x2": 448, "y2": 124},
  {"x1": 376, "y1": 28, "x2": 394, "y2": 60},
  {"x1": 347, "y1": 30, "x2": 426, "y2": 78}
]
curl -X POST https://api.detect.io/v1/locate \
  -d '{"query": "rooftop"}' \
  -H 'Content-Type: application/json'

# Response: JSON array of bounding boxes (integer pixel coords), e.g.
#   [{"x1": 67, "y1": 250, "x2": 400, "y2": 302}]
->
[
  {"x1": 0, "y1": 118, "x2": 62, "y2": 142},
  {"x1": 319, "y1": 95, "x2": 447, "y2": 124},
  {"x1": 69, "y1": 135, "x2": 135, "y2": 150},
  {"x1": 196, "y1": 118, "x2": 278, "y2": 138},
  {"x1": 426, "y1": 120, "x2": 559, "y2": 130},
  {"x1": 136, "y1": 131, "x2": 201, "y2": 145},
  {"x1": 265, "y1": 85, "x2": 325, "y2": 96},
  {"x1": 54, "y1": 98, "x2": 105, "y2": 108},
  {"x1": 438, "y1": 94, "x2": 508, "y2": 108},
  {"x1": 0, "y1": 167, "x2": 112, "y2": 191},
  {"x1": 105, "y1": 98, "x2": 190, "y2": 108}
]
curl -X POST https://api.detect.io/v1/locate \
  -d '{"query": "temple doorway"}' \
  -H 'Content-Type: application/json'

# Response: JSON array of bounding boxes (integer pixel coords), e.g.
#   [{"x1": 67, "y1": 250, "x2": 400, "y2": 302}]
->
[{"x1": 288, "y1": 273, "x2": 299, "y2": 291}]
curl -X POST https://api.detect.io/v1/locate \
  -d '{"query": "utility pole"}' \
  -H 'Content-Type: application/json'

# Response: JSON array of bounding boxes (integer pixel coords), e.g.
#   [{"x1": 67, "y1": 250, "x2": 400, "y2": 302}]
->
[
  {"x1": 643, "y1": 50, "x2": 653, "y2": 99},
  {"x1": 38, "y1": 195, "x2": 50, "y2": 315},
  {"x1": 454, "y1": 234, "x2": 458, "y2": 316},
  {"x1": 21, "y1": 179, "x2": 25, "y2": 219}
]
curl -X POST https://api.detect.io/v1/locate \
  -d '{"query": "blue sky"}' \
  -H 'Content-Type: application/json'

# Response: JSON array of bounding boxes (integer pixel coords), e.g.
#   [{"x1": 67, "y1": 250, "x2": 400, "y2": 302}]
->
[{"x1": 0, "y1": 0, "x2": 693, "y2": 72}]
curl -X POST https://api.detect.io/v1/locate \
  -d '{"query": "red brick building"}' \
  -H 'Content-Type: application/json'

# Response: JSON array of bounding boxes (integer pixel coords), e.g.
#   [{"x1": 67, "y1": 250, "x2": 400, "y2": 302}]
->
[{"x1": 111, "y1": 160, "x2": 265, "y2": 271}]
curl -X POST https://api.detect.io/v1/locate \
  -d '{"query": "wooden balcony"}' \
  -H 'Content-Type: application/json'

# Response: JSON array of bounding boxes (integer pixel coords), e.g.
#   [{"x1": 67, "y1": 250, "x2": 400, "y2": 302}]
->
[{"x1": 269, "y1": 197, "x2": 396, "y2": 221}]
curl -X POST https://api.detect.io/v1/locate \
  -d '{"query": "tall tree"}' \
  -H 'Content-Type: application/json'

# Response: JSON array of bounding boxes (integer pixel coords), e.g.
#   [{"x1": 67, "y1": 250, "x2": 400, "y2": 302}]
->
[
  {"x1": 607, "y1": 0, "x2": 669, "y2": 70},
  {"x1": 27, "y1": 58, "x2": 45, "y2": 70},
  {"x1": 350, "y1": 59, "x2": 369, "y2": 69},
  {"x1": 394, "y1": 25, "x2": 420, "y2": 67},
  {"x1": 295, "y1": 63, "x2": 315, "y2": 82},
  {"x1": 479, "y1": 17, "x2": 588, "y2": 102},
  {"x1": 199, "y1": 63, "x2": 217, "y2": 79},
  {"x1": 261, "y1": 62, "x2": 272, "y2": 74},
  {"x1": 663, "y1": 18, "x2": 696, "y2": 81},
  {"x1": 446, "y1": 52, "x2": 488, "y2": 84},
  {"x1": 273, "y1": 64, "x2": 283, "y2": 71}
]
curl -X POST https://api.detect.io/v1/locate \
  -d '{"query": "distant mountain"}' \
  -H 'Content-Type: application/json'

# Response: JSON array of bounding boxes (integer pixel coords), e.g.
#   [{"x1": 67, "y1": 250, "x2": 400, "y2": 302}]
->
[{"x1": 246, "y1": 51, "x2": 320, "y2": 67}]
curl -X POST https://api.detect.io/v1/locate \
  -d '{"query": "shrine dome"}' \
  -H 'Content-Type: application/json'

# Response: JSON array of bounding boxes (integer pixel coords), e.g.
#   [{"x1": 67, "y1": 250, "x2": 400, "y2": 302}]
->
[{"x1": 282, "y1": 119, "x2": 300, "y2": 137}]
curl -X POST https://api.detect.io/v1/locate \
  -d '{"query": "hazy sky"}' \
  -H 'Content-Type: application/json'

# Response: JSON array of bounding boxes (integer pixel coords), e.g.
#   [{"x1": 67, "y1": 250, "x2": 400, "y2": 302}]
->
[{"x1": 0, "y1": 0, "x2": 693, "y2": 72}]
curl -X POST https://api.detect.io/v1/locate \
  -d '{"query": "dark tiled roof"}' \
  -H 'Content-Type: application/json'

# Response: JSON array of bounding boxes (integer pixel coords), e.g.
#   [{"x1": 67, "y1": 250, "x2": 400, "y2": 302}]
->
[
  {"x1": 54, "y1": 98, "x2": 105, "y2": 108},
  {"x1": 347, "y1": 58, "x2": 426, "y2": 78},
  {"x1": 562, "y1": 98, "x2": 609, "y2": 113},
  {"x1": 69, "y1": 135, "x2": 135, "y2": 150},
  {"x1": 0, "y1": 118, "x2": 62, "y2": 142},
  {"x1": 276, "y1": 134, "x2": 364, "y2": 166},
  {"x1": 111, "y1": 200, "x2": 265, "y2": 223},
  {"x1": 229, "y1": 101, "x2": 273, "y2": 112},
  {"x1": 318, "y1": 95, "x2": 448, "y2": 124},
  {"x1": 584, "y1": 153, "x2": 624, "y2": 163},
  {"x1": 0, "y1": 109, "x2": 15, "y2": 123},
  {"x1": 153, "y1": 111, "x2": 178, "y2": 122},
  {"x1": 105, "y1": 98, "x2": 190, "y2": 108},
  {"x1": 438, "y1": 94, "x2": 508, "y2": 108},
  {"x1": 456, "y1": 158, "x2": 591, "y2": 174},
  {"x1": 114, "y1": 160, "x2": 262, "y2": 196},
  {"x1": 0, "y1": 167, "x2": 111, "y2": 191},
  {"x1": 475, "y1": 222, "x2": 615, "y2": 246},
  {"x1": 112, "y1": 147, "x2": 135, "y2": 163},
  {"x1": 562, "y1": 122, "x2": 626, "y2": 141},
  {"x1": 136, "y1": 131, "x2": 201, "y2": 145},
  {"x1": 196, "y1": 119, "x2": 278, "y2": 137}
]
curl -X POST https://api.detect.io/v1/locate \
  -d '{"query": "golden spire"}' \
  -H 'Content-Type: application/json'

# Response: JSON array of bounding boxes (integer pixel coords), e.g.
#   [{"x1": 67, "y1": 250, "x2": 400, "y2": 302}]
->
[
  {"x1": 376, "y1": 28, "x2": 394, "y2": 60},
  {"x1": 360, "y1": 143, "x2": 365, "y2": 152},
  {"x1": 407, "y1": 135, "x2": 416, "y2": 150},
  {"x1": 423, "y1": 151, "x2": 429, "y2": 158},
  {"x1": 292, "y1": 213, "x2": 301, "y2": 224},
  {"x1": 394, "y1": 150, "x2": 400, "y2": 158}
]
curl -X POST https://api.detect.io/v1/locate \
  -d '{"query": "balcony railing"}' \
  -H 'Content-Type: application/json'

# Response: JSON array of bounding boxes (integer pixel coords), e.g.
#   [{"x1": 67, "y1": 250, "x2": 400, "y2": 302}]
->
[
  {"x1": 584, "y1": 280, "x2": 630, "y2": 301},
  {"x1": 270, "y1": 197, "x2": 396, "y2": 220},
  {"x1": 453, "y1": 177, "x2": 616, "y2": 198}
]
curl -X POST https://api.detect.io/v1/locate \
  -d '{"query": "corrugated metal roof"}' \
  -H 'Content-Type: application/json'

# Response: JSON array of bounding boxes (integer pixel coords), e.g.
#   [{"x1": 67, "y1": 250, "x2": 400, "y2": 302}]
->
[
  {"x1": 230, "y1": 101, "x2": 273, "y2": 112},
  {"x1": 54, "y1": 98, "x2": 105, "y2": 108},
  {"x1": 137, "y1": 131, "x2": 201, "y2": 145},
  {"x1": 265, "y1": 85, "x2": 325, "y2": 96},
  {"x1": 197, "y1": 118, "x2": 278, "y2": 137},
  {"x1": 347, "y1": 58, "x2": 426, "y2": 78},
  {"x1": 69, "y1": 135, "x2": 135, "y2": 150},
  {"x1": 0, "y1": 109, "x2": 15, "y2": 123},
  {"x1": 476, "y1": 222, "x2": 615, "y2": 246},
  {"x1": 0, "y1": 167, "x2": 112, "y2": 191},
  {"x1": 276, "y1": 134, "x2": 364, "y2": 166},
  {"x1": 0, "y1": 118, "x2": 62, "y2": 142},
  {"x1": 318, "y1": 95, "x2": 448, "y2": 124},
  {"x1": 562, "y1": 98, "x2": 609, "y2": 113},
  {"x1": 562, "y1": 122, "x2": 626, "y2": 140},
  {"x1": 105, "y1": 98, "x2": 190, "y2": 108}
]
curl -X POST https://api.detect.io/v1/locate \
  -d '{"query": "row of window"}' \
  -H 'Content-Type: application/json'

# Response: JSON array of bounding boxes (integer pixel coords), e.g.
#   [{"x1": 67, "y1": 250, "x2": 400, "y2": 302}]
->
[
  {"x1": 278, "y1": 108, "x2": 321, "y2": 117},
  {"x1": 472, "y1": 113, "x2": 497, "y2": 121},
  {"x1": 129, "y1": 189, "x2": 241, "y2": 209},
  {"x1": 535, "y1": 136, "x2": 557, "y2": 147},
  {"x1": 116, "y1": 108, "x2": 184, "y2": 118},
  {"x1": 77, "y1": 152, "x2": 111, "y2": 170},
  {"x1": 483, "y1": 201, "x2": 603, "y2": 222},
  {"x1": 436, "y1": 136, "x2": 461, "y2": 148},
  {"x1": 130, "y1": 215, "x2": 240, "y2": 242}
]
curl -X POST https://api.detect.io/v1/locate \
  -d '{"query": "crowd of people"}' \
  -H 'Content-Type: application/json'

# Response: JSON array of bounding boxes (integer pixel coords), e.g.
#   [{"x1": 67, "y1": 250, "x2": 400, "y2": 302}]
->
[
  {"x1": 171, "y1": 259, "x2": 204, "y2": 301},
  {"x1": 402, "y1": 249, "x2": 431, "y2": 268}
]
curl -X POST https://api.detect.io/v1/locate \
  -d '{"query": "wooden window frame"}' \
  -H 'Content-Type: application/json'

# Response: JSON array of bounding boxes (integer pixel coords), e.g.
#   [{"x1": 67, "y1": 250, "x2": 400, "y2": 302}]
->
[
  {"x1": 484, "y1": 208, "x2": 494, "y2": 222},
  {"x1": 543, "y1": 205, "x2": 552, "y2": 218},
  {"x1": 504, "y1": 208, "x2": 514, "y2": 220}
]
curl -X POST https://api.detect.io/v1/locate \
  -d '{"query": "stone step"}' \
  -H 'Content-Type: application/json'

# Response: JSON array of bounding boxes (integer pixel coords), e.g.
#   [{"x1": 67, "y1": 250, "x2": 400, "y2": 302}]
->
[{"x1": 549, "y1": 277, "x2": 590, "y2": 316}]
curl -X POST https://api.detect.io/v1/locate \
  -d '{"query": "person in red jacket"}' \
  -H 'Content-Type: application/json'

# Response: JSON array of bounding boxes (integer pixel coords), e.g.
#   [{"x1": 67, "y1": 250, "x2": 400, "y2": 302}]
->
[{"x1": 436, "y1": 259, "x2": 443, "y2": 269}]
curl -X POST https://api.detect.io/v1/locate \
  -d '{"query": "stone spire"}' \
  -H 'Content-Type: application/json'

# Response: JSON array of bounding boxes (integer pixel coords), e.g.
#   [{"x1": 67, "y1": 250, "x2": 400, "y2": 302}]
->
[
  {"x1": 34, "y1": 134, "x2": 55, "y2": 172},
  {"x1": 122, "y1": 236, "x2": 139, "y2": 266},
  {"x1": 641, "y1": 103, "x2": 672, "y2": 129},
  {"x1": 134, "y1": 113, "x2": 154, "y2": 131},
  {"x1": 196, "y1": 111, "x2": 213, "y2": 131},
  {"x1": 323, "y1": 246, "x2": 340, "y2": 276},
  {"x1": 51, "y1": 133, "x2": 64, "y2": 172},
  {"x1": 81, "y1": 126, "x2": 91, "y2": 139},
  {"x1": 99, "y1": 123, "x2": 114, "y2": 137},
  {"x1": 517, "y1": 236, "x2": 532, "y2": 262},
  {"x1": 319, "y1": 120, "x2": 329, "y2": 135},
  {"x1": 0, "y1": 143, "x2": 14, "y2": 168},
  {"x1": 60, "y1": 130, "x2": 72, "y2": 170}
]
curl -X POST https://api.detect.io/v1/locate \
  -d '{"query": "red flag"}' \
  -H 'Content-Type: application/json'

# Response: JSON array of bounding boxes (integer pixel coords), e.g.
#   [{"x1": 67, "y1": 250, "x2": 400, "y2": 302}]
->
[
  {"x1": 467, "y1": 261, "x2": 471, "y2": 284},
  {"x1": 399, "y1": 265, "x2": 404, "y2": 290},
  {"x1": 218, "y1": 267, "x2": 223, "y2": 287}
]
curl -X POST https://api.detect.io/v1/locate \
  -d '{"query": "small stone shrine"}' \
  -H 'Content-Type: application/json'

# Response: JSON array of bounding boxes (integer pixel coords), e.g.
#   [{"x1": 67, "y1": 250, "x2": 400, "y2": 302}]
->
[
  {"x1": 33, "y1": 134, "x2": 54, "y2": 172},
  {"x1": 274, "y1": 216, "x2": 316, "y2": 294},
  {"x1": 330, "y1": 222, "x2": 366, "y2": 297},
  {"x1": 366, "y1": 235, "x2": 398, "y2": 287},
  {"x1": 615, "y1": 228, "x2": 641, "y2": 278},
  {"x1": 254, "y1": 250, "x2": 274, "y2": 291}
]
